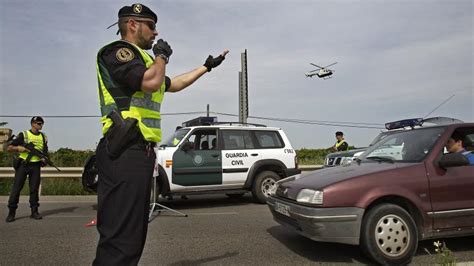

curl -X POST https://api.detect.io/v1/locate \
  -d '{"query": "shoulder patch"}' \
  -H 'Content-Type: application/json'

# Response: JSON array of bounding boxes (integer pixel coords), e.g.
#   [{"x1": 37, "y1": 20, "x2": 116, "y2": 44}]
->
[{"x1": 116, "y1": 47, "x2": 135, "y2": 62}]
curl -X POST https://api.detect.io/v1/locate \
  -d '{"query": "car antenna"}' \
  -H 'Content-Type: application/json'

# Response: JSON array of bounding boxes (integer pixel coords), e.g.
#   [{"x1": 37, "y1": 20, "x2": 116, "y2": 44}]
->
[{"x1": 423, "y1": 94, "x2": 455, "y2": 119}]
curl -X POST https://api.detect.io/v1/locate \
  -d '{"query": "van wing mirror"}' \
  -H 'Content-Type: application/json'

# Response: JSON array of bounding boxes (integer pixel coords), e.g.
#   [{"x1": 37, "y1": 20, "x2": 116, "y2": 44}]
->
[{"x1": 438, "y1": 153, "x2": 469, "y2": 169}]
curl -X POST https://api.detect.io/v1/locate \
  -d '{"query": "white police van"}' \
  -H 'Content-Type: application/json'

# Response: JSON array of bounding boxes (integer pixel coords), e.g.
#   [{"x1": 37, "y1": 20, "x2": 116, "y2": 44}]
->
[{"x1": 153, "y1": 117, "x2": 300, "y2": 203}]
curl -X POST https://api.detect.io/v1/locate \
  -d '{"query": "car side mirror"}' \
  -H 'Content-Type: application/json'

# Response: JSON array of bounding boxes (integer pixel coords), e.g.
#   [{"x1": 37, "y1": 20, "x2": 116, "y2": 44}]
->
[
  {"x1": 438, "y1": 153, "x2": 469, "y2": 169},
  {"x1": 181, "y1": 141, "x2": 193, "y2": 153}
]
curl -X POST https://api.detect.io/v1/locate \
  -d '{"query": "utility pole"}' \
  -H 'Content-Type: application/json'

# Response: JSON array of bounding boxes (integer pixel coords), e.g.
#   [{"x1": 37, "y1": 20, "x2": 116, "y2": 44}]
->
[{"x1": 239, "y1": 49, "x2": 249, "y2": 123}]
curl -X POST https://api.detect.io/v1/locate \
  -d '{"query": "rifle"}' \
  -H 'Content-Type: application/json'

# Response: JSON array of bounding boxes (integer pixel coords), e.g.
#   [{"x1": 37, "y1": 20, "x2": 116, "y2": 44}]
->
[{"x1": 23, "y1": 142, "x2": 61, "y2": 172}]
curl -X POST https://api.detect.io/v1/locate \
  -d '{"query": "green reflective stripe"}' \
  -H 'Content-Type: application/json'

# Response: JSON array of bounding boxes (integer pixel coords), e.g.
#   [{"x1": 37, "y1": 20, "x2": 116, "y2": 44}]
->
[
  {"x1": 101, "y1": 103, "x2": 118, "y2": 116},
  {"x1": 142, "y1": 118, "x2": 161, "y2": 129},
  {"x1": 130, "y1": 97, "x2": 161, "y2": 111}
]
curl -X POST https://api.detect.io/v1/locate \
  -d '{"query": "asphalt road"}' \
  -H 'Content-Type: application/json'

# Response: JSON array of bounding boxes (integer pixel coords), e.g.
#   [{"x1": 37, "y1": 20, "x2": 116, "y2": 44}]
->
[{"x1": 1, "y1": 195, "x2": 473, "y2": 265}]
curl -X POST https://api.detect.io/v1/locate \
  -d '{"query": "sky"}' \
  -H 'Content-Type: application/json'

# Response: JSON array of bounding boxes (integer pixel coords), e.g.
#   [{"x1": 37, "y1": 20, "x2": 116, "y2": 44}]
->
[{"x1": 0, "y1": 0, "x2": 472, "y2": 151}]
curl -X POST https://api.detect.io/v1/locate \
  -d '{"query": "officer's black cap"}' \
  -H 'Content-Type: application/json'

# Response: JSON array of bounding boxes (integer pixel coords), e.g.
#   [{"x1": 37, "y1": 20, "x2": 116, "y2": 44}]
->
[
  {"x1": 335, "y1": 131, "x2": 344, "y2": 136},
  {"x1": 31, "y1": 116, "x2": 44, "y2": 124},
  {"x1": 118, "y1": 3, "x2": 157, "y2": 23}
]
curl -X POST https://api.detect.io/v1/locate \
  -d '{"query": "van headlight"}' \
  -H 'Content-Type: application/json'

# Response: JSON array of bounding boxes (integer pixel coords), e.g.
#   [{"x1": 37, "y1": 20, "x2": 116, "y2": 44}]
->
[
  {"x1": 296, "y1": 189, "x2": 323, "y2": 204},
  {"x1": 340, "y1": 157, "x2": 353, "y2": 166}
]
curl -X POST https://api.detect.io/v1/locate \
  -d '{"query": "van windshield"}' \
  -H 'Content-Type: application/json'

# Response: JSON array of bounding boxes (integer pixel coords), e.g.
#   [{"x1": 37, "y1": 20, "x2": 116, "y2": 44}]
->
[
  {"x1": 360, "y1": 127, "x2": 446, "y2": 163},
  {"x1": 161, "y1": 128, "x2": 190, "y2": 147}
]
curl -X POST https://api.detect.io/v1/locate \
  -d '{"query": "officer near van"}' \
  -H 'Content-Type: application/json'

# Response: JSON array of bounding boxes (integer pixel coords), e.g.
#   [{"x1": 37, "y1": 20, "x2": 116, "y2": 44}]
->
[
  {"x1": 5, "y1": 116, "x2": 48, "y2": 223},
  {"x1": 94, "y1": 3, "x2": 228, "y2": 265},
  {"x1": 330, "y1": 131, "x2": 349, "y2": 152}
]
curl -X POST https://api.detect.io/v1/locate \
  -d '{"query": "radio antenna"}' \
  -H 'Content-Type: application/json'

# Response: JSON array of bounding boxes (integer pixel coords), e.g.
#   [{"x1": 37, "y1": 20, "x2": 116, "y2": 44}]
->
[{"x1": 424, "y1": 94, "x2": 455, "y2": 118}]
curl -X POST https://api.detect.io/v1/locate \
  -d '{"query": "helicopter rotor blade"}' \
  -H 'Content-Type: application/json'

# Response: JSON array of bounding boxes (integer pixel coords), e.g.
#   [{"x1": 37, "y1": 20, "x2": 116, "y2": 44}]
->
[
  {"x1": 310, "y1": 63, "x2": 323, "y2": 69},
  {"x1": 323, "y1": 62, "x2": 338, "y2": 68}
]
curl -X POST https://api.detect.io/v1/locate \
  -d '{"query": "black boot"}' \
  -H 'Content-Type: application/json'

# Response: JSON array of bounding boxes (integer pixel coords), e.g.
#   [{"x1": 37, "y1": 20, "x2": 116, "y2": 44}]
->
[
  {"x1": 5, "y1": 209, "x2": 16, "y2": 223},
  {"x1": 30, "y1": 207, "x2": 42, "y2": 220}
]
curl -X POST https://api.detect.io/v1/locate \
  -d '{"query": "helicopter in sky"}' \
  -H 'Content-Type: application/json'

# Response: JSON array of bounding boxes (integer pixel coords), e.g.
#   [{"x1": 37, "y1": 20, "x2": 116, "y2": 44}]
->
[{"x1": 305, "y1": 62, "x2": 337, "y2": 79}]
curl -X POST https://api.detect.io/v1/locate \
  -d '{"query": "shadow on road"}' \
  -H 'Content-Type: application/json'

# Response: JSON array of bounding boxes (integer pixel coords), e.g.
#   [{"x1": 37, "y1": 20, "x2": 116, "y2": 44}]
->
[
  {"x1": 169, "y1": 251, "x2": 239, "y2": 266},
  {"x1": 267, "y1": 225, "x2": 371, "y2": 264},
  {"x1": 155, "y1": 194, "x2": 257, "y2": 210},
  {"x1": 417, "y1": 235, "x2": 474, "y2": 256},
  {"x1": 41, "y1": 207, "x2": 79, "y2": 217}
]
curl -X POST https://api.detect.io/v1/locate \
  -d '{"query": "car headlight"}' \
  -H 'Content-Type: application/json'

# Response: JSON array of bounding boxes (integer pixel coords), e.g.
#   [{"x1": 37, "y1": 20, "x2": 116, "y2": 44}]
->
[{"x1": 296, "y1": 189, "x2": 323, "y2": 204}]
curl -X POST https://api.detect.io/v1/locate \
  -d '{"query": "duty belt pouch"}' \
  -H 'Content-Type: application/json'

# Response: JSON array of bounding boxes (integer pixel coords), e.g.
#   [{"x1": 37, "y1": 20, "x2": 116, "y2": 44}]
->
[
  {"x1": 105, "y1": 110, "x2": 140, "y2": 158},
  {"x1": 13, "y1": 156, "x2": 23, "y2": 170}
]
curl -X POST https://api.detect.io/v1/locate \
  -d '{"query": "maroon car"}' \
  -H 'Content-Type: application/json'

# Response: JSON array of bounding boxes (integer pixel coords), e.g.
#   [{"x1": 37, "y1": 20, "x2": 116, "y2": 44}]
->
[{"x1": 267, "y1": 122, "x2": 474, "y2": 265}]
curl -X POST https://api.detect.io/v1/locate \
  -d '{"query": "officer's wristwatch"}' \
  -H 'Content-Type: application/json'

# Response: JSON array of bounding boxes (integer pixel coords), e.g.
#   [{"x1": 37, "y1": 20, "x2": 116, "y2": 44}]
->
[{"x1": 157, "y1": 54, "x2": 169, "y2": 64}]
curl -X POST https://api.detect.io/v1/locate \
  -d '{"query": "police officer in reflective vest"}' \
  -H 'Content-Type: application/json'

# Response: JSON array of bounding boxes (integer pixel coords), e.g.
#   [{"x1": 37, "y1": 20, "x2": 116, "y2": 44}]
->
[
  {"x1": 331, "y1": 131, "x2": 349, "y2": 152},
  {"x1": 94, "y1": 4, "x2": 228, "y2": 265},
  {"x1": 5, "y1": 116, "x2": 48, "y2": 223}
]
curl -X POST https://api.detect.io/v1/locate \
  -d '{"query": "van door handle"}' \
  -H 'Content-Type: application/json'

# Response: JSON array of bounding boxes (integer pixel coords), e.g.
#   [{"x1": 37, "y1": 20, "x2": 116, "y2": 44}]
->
[
  {"x1": 211, "y1": 154, "x2": 219, "y2": 158},
  {"x1": 251, "y1": 153, "x2": 259, "y2": 156}
]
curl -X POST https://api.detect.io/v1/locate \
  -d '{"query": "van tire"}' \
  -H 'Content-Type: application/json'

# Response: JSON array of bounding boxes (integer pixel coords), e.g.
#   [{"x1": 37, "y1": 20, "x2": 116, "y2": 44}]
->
[
  {"x1": 252, "y1": 171, "x2": 279, "y2": 204},
  {"x1": 360, "y1": 203, "x2": 418, "y2": 265}
]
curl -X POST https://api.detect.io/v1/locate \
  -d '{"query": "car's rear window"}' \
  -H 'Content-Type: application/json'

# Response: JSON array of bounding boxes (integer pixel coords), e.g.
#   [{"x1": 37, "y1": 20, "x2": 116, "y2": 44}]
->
[
  {"x1": 222, "y1": 130, "x2": 255, "y2": 150},
  {"x1": 254, "y1": 131, "x2": 284, "y2": 148}
]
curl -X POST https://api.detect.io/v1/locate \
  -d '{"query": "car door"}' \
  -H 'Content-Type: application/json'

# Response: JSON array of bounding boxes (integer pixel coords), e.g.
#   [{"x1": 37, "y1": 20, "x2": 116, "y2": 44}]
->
[
  {"x1": 221, "y1": 130, "x2": 260, "y2": 185},
  {"x1": 428, "y1": 127, "x2": 474, "y2": 229},
  {"x1": 172, "y1": 128, "x2": 222, "y2": 186}
]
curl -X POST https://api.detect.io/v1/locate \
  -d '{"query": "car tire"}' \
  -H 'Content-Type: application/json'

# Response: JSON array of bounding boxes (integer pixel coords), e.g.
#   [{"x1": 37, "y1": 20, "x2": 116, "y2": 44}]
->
[
  {"x1": 360, "y1": 203, "x2": 418, "y2": 265},
  {"x1": 226, "y1": 193, "x2": 245, "y2": 199},
  {"x1": 251, "y1": 171, "x2": 280, "y2": 204}
]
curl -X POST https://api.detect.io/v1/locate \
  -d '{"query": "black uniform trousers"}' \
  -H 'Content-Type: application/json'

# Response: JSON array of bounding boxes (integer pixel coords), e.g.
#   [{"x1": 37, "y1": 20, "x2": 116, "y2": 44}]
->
[
  {"x1": 8, "y1": 162, "x2": 42, "y2": 210},
  {"x1": 93, "y1": 138, "x2": 156, "y2": 266}
]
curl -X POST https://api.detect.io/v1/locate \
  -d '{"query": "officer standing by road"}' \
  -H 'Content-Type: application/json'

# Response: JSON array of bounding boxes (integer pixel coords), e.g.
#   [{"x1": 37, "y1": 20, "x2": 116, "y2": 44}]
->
[
  {"x1": 5, "y1": 116, "x2": 48, "y2": 223},
  {"x1": 330, "y1": 131, "x2": 349, "y2": 152},
  {"x1": 94, "y1": 3, "x2": 228, "y2": 265}
]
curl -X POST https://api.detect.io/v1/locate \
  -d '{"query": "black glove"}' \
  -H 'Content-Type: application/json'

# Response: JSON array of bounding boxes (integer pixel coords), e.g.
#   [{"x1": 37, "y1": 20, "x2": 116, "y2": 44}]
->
[
  {"x1": 153, "y1": 39, "x2": 173, "y2": 64},
  {"x1": 203, "y1": 54, "x2": 225, "y2": 72}
]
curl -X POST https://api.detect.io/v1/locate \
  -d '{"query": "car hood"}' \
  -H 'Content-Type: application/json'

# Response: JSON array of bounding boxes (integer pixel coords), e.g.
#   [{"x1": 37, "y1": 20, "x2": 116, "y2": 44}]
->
[{"x1": 278, "y1": 162, "x2": 413, "y2": 200}]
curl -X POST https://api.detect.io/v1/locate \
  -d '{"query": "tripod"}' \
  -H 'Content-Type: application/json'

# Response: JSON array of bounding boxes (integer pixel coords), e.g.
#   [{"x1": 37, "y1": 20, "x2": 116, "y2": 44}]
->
[{"x1": 149, "y1": 175, "x2": 187, "y2": 222}]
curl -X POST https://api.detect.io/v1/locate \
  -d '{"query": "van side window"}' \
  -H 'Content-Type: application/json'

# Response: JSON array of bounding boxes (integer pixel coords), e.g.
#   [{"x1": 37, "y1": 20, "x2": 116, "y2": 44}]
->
[
  {"x1": 222, "y1": 130, "x2": 255, "y2": 150},
  {"x1": 254, "y1": 131, "x2": 284, "y2": 148},
  {"x1": 185, "y1": 129, "x2": 218, "y2": 151}
]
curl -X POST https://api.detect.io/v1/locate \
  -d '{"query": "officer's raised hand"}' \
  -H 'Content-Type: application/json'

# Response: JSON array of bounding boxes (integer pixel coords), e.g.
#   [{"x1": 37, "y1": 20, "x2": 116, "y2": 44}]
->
[
  {"x1": 204, "y1": 50, "x2": 229, "y2": 72},
  {"x1": 153, "y1": 39, "x2": 173, "y2": 64}
]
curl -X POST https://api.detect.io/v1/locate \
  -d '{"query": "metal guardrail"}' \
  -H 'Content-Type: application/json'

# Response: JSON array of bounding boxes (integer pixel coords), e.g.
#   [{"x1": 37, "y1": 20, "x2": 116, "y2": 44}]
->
[
  {"x1": 0, "y1": 165, "x2": 322, "y2": 179},
  {"x1": 0, "y1": 167, "x2": 83, "y2": 178}
]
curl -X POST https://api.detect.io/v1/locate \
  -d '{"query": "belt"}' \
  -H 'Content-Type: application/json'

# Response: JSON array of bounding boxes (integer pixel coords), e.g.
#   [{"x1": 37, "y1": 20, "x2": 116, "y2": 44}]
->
[{"x1": 136, "y1": 135, "x2": 156, "y2": 149}]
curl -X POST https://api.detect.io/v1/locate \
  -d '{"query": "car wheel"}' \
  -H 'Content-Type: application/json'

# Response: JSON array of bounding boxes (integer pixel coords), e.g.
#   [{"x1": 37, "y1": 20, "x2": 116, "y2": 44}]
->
[
  {"x1": 226, "y1": 193, "x2": 245, "y2": 199},
  {"x1": 360, "y1": 204, "x2": 418, "y2": 265},
  {"x1": 252, "y1": 171, "x2": 279, "y2": 204}
]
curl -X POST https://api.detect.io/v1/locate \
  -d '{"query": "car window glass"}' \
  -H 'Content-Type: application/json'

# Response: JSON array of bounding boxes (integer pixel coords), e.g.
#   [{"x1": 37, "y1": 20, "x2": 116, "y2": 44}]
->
[
  {"x1": 361, "y1": 127, "x2": 445, "y2": 162},
  {"x1": 162, "y1": 128, "x2": 190, "y2": 147},
  {"x1": 222, "y1": 130, "x2": 255, "y2": 150},
  {"x1": 254, "y1": 131, "x2": 284, "y2": 148},
  {"x1": 184, "y1": 129, "x2": 217, "y2": 151},
  {"x1": 443, "y1": 128, "x2": 474, "y2": 154}
]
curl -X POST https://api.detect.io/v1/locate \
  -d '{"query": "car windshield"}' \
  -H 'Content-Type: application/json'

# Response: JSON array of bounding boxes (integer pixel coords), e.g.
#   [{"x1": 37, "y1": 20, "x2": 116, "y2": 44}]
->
[
  {"x1": 360, "y1": 127, "x2": 446, "y2": 163},
  {"x1": 161, "y1": 128, "x2": 190, "y2": 147}
]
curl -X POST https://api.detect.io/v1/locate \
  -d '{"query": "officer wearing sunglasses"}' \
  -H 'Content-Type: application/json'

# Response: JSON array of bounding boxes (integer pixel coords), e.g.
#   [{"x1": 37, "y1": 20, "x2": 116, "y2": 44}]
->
[
  {"x1": 94, "y1": 3, "x2": 229, "y2": 265},
  {"x1": 5, "y1": 116, "x2": 48, "y2": 223}
]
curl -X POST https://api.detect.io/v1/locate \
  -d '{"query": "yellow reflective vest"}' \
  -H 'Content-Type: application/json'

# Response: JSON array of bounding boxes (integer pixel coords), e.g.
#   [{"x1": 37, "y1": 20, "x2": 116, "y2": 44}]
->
[
  {"x1": 335, "y1": 139, "x2": 347, "y2": 151},
  {"x1": 96, "y1": 40, "x2": 166, "y2": 143},
  {"x1": 19, "y1": 130, "x2": 46, "y2": 162}
]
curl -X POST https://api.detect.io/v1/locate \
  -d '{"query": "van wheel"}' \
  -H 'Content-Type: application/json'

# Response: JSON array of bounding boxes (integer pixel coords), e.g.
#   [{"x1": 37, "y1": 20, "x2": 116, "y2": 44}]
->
[
  {"x1": 252, "y1": 171, "x2": 279, "y2": 204},
  {"x1": 360, "y1": 204, "x2": 418, "y2": 265}
]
